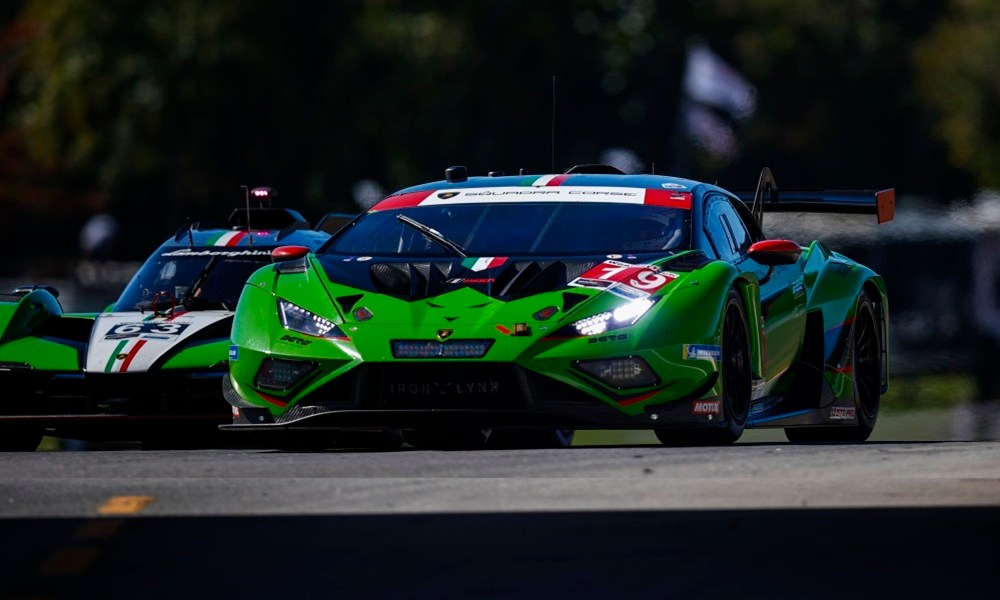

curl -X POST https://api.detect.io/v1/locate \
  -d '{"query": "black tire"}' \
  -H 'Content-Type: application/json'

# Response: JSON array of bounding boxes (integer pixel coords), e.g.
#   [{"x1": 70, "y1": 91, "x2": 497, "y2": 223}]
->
[
  {"x1": 0, "y1": 428, "x2": 43, "y2": 452},
  {"x1": 403, "y1": 429, "x2": 491, "y2": 450},
  {"x1": 786, "y1": 290, "x2": 881, "y2": 443},
  {"x1": 656, "y1": 288, "x2": 751, "y2": 446},
  {"x1": 486, "y1": 429, "x2": 575, "y2": 449}
]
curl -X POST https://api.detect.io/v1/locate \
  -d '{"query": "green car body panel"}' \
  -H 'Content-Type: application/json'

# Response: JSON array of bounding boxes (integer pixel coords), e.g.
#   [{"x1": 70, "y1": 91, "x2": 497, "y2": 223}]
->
[
  {"x1": 225, "y1": 168, "x2": 893, "y2": 443},
  {"x1": 0, "y1": 201, "x2": 330, "y2": 449}
]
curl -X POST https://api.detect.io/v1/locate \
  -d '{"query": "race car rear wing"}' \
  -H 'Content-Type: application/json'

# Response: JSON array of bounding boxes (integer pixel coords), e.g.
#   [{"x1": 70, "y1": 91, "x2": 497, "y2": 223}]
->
[{"x1": 733, "y1": 167, "x2": 895, "y2": 225}]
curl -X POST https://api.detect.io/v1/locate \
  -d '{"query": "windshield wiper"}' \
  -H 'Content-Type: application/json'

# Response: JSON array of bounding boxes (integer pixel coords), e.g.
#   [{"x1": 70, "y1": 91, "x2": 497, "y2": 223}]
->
[
  {"x1": 395, "y1": 214, "x2": 467, "y2": 258},
  {"x1": 180, "y1": 255, "x2": 220, "y2": 309}
]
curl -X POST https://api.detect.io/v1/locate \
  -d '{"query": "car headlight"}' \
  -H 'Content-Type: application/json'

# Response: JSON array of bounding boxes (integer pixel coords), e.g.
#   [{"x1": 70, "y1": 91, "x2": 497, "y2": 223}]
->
[
  {"x1": 553, "y1": 298, "x2": 659, "y2": 337},
  {"x1": 277, "y1": 299, "x2": 347, "y2": 339}
]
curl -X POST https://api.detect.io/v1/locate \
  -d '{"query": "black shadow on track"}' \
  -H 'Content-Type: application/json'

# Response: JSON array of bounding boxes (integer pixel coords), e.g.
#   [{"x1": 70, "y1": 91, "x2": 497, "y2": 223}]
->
[{"x1": 1, "y1": 507, "x2": 996, "y2": 599}]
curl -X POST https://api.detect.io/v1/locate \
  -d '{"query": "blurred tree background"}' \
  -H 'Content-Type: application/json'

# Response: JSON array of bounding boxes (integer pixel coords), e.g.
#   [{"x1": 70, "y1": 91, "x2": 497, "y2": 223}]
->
[{"x1": 0, "y1": 0, "x2": 997, "y2": 266}]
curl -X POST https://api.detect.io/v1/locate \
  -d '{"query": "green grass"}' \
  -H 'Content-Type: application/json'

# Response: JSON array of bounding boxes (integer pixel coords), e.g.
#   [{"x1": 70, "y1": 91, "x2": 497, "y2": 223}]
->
[{"x1": 880, "y1": 372, "x2": 977, "y2": 413}]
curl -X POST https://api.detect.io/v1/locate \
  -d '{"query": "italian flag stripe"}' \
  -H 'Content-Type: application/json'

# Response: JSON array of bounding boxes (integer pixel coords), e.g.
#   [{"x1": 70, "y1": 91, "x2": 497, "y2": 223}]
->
[
  {"x1": 119, "y1": 340, "x2": 147, "y2": 372},
  {"x1": 104, "y1": 340, "x2": 129, "y2": 373},
  {"x1": 546, "y1": 174, "x2": 571, "y2": 186},
  {"x1": 214, "y1": 231, "x2": 244, "y2": 246},
  {"x1": 463, "y1": 257, "x2": 508, "y2": 271},
  {"x1": 531, "y1": 175, "x2": 559, "y2": 186},
  {"x1": 205, "y1": 232, "x2": 226, "y2": 245}
]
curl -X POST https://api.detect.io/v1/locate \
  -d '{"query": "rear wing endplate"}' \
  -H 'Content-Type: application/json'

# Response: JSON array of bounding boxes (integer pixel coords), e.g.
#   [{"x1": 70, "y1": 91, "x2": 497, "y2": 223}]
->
[{"x1": 733, "y1": 167, "x2": 895, "y2": 225}]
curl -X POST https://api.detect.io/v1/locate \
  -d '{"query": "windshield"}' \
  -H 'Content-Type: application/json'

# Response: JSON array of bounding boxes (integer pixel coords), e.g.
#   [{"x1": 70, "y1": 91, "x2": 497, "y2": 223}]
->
[
  {"x1": 327, "y1": 202, "x2": 691, "y2": 257},
  {"x1": 114, "y1": 249, "x2": 271, "y2": 312}
]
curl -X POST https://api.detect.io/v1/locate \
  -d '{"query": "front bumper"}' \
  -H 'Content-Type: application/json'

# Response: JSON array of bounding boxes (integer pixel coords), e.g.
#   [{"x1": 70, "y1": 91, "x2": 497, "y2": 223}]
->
[{"x1": 222, "y1": 362, "x2": 725, "y2": 431}]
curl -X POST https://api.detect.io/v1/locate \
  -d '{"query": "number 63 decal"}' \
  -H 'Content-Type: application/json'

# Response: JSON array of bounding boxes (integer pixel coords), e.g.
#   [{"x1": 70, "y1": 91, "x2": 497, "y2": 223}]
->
[{"x1": 105, "y1": 322, "x2": 190, "y2": 338}]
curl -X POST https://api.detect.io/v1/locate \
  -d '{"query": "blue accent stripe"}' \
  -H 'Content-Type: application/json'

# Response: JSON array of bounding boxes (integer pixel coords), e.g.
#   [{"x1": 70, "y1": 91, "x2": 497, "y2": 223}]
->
[{"x1": 749, "y1": 409, "x2": 814, "y2": 426}]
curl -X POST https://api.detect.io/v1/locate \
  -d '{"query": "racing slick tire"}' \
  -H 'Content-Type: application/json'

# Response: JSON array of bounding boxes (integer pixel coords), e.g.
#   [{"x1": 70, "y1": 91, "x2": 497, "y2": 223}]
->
[
  {"x1": 655, "y1": 288, "x2": 751, "y2": 446},
  {"x1": 486, "y1": 428, "x2": 575, "y2": 449},
  {"x1": 403, "y1": 428, "x2": 491, "y2": 450},
  {"x1": 0, "y1": 427, "x2": 43, "y2": 452},
  {"x1": 785, "y1": 290, "x2": 881, "y2": 443}
]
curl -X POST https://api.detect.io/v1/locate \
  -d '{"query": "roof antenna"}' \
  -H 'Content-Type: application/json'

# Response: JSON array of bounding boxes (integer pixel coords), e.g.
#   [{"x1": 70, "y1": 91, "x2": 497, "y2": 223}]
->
[
  {"x1": 240, "y1": 185, "x2": 254, "y2": 247},
  {"x1": 186, "y1": 216, "x2": 195, "y2": 249},
  {"x1": 551, "y1": 75, "x2": 556, "y2": 174},
  {"x1": 651, "y1": 162, "x2": 655, "y2": 175}
]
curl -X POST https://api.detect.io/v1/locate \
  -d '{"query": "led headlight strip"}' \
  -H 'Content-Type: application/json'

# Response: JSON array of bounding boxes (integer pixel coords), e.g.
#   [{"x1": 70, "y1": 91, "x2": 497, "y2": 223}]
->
[
  {"x1": 277, "y1": 299, "x2": 348, "y2": 339},
  {"x1": 553, "y1": 297, "x2": 659, "y2": 337}
]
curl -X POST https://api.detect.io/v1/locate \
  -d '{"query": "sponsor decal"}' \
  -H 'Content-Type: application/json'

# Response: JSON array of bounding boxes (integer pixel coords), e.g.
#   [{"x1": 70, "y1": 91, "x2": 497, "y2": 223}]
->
[
  {"x1": 162, "y1": 248, "x2": 271, "y2": 257},
  {"x1": 448, "y1": 277, "x2": 496, "y2": 285},
  {"x1": 830, "y1": 406, "x2": 856, "y2": 420},
  {"x1": 569, "y1": 260, "x2": 678, "y2": 299},
  {"x1": 661, "y1": 182, "x2": 687, "y2": 189},
  {"x1": 357, "y1": 256, "x2": 372, "y2": 262},
  {"x1": 229, "y1": 345, "x2": 239, "y2": 361},
  {"x1": 607, "y1": 254, "x2": 623, "y2": 259},
  {"x1": 386, "y1": 380, "x2": 501, "y2": 396},
  {"x1": 466, "y1": 189, "x2": 561, "y2": 197},
  {"x1": 683, "y1": 344, "x2": 722, "y2": 360},
  {"x1": 792, "y1": 278, "x2": 805, "y2": 298},
  {"x1": 279, "y1": 334, "x2": 311, "y2": 346},
  {"x1": 692, "y1": 399, "x2": 721, "y2": 415},
  {"x1": 588, "y1": 333, "x2": 628, "y2": 344},
  {"x1": 422, "y1": 186, "x2": 649, "y2": 205},
  {"x1": 104, "y1": 322, "x2": 190, "y2": 340}
]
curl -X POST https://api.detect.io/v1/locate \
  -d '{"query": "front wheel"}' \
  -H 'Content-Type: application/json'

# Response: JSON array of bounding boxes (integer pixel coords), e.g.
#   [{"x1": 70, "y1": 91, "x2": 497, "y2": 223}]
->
[
  {"x1": 656, "y1": 288, "x2": 751, "y2": 446},
  {"x1": 786, "y1": 290, "x2": 881, "y2": 443}
]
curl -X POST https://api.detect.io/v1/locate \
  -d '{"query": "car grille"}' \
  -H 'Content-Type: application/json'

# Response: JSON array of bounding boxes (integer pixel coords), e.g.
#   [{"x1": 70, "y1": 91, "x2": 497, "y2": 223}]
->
[{"x1": 365, "y1": 363, "x2": 528, "y2": 409}]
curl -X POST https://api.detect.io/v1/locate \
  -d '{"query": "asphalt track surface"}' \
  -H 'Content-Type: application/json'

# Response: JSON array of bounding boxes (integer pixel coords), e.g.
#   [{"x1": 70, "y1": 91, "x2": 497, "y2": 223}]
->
[{"x1": 2, "y1": 434, "x2": 1000, "y2": 600}]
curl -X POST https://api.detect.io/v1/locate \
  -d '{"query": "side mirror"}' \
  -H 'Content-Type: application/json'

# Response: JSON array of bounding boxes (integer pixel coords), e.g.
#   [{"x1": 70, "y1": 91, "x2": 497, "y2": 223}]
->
[
  {"x1": 271, "y1": 246, "x2": 311, "y2": 263},
  {"x1": 748, "y1": 239, "x2": 801, "y2": 266}
]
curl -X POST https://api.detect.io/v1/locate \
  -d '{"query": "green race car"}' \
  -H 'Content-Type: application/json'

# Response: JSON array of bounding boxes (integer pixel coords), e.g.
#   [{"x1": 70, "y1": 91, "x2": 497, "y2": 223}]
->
[
  {"x1": 0, "y1": 189, "x2": 331, "y2": 450},
  {"x1": 223, "y1": 165, "x2": 895, "y2": 448}
]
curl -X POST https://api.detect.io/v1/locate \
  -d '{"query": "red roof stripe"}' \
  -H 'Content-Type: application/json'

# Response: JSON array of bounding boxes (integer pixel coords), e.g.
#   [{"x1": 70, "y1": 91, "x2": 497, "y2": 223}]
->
[
  {"x1": 546, "y1": 174, "x2": 571, "y2": 186},
  {"x1": 370, "y1": 191, "x2": 435, "y2": 211},
  {"x1": 644, "y1": 189, "x2": 692, "y2": 209}
]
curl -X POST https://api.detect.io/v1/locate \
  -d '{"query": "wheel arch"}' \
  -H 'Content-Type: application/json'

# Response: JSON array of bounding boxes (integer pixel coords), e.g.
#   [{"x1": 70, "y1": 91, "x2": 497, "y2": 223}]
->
[
  {"x1": 733, "y1": 275, "x2": 765, "y2": 381},
  {"x1": 861, "y1": 276, "x2": 889, "y2": 394}
]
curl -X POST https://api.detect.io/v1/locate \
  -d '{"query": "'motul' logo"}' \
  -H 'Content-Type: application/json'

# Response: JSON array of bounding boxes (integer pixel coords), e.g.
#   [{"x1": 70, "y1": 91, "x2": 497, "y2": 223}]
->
[{"x1": 436, "y1": 329, "x2": 454, "y2": 341}]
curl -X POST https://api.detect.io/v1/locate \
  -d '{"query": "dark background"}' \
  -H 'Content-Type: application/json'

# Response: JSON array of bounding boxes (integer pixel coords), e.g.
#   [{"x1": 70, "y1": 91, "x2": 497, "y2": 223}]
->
[{"x1": 2, "y1": 0, "x2": 999, "y2": 398}]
